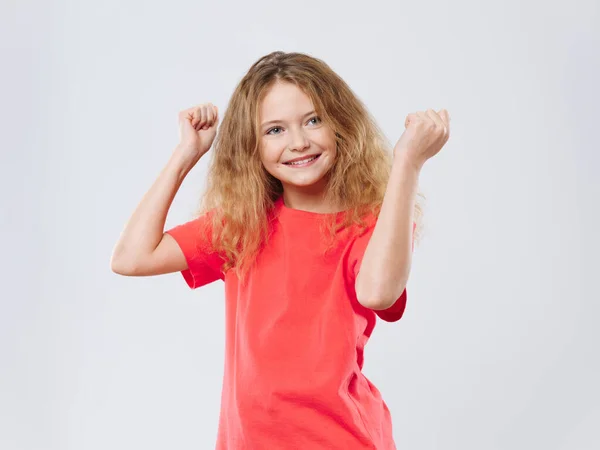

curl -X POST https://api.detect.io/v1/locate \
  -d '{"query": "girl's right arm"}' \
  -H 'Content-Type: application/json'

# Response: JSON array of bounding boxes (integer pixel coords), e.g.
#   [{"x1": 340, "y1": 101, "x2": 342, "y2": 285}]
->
[{"x1": 110, "y1": 103, "x2": 219, "y2": 277}]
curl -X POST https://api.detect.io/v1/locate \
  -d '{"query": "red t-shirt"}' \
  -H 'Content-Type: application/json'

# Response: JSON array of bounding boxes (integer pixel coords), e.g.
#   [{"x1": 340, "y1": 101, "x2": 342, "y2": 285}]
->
[{"x1": 166, "y1": 195, "x2": 414, "y2": 449}]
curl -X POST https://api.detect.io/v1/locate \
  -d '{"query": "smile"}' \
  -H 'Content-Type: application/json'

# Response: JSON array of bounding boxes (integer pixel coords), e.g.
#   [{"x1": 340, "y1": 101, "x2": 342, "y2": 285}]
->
[{"x1": 283, "y1": 154, "x2": 321, "y2": 167}]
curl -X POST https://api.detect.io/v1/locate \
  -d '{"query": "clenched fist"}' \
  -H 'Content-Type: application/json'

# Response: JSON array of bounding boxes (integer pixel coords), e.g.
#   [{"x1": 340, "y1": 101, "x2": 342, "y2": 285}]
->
[
  {"x1": 394, "y1": 109, "x2": 450, "y2": 170},
  {"x1": 175, "y1": 103, "x2": 219, "y2": 166}
]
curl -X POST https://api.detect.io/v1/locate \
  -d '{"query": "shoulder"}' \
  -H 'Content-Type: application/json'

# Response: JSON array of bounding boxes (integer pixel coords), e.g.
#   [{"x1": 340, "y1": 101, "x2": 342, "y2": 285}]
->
[
  {"x1": 339, "y1": 213, "x2": 377, "y2": 263},
  {"x1": 346, "y1": 211, "x2": 378, "y2": 241},
  {"x1": 165, "y1": 208, "x2": 222, "y2": 249}
]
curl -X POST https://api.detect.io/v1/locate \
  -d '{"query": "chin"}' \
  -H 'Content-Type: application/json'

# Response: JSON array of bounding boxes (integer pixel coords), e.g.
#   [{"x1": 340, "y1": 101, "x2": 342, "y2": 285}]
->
[
  {"x1": 285, "y1": 179, "x2": 324, "y2": 188},
  {"x1": 282, "y1": 169, "x2": 332, "y2": 189}
]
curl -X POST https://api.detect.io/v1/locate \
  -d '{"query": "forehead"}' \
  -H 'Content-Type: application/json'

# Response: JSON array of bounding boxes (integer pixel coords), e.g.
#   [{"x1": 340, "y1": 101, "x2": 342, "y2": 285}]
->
[{"x1": 259, "y1": 81, "x2": 315, "y2": 120}]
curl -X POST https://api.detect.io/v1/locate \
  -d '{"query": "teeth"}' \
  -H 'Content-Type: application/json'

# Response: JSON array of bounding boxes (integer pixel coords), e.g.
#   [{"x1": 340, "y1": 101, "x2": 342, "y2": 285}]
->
[{"x1": 287, "y1": 155, "x2": 318, "y2": 165}]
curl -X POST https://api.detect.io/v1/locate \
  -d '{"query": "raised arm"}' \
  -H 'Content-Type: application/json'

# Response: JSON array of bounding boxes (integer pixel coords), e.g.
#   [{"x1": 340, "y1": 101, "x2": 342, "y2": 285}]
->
[{"x1": 110, "y1": 103, "x2": 219, "y2": 276}]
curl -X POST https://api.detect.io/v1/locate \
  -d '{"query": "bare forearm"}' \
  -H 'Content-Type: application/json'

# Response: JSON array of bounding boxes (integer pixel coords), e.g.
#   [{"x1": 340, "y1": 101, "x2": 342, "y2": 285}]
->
[
  {"x1": 111, "y1": 148, "x2": 194, "y2": 267},
  {"x1": 355, "y1": 153, "x2": 421, "y2": 309}
]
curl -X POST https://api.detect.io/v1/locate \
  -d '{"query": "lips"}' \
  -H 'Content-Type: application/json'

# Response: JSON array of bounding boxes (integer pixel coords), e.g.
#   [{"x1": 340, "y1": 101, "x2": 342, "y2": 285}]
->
[{"x1": 283, "y1": 154, "x2": 322, "y2": 165}]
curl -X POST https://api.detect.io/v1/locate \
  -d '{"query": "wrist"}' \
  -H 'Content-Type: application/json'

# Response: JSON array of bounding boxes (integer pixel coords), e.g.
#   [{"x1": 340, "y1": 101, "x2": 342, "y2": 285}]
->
[
  {"x1": 168, "y1": 148, "x2": 197, "y2": 178},
  {"x1": 393, "y1": 149, "x2": 424, "y2": 175}
]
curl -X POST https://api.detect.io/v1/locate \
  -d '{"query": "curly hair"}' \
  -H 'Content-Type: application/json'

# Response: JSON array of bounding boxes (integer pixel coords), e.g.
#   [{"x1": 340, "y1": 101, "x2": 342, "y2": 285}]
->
[{"x1": 198, "y1": 51, "x2": 424, "y2": 283}]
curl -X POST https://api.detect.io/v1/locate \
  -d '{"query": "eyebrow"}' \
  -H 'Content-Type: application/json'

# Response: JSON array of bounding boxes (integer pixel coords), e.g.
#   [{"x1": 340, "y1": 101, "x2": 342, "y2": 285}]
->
[{"x1": 260, "y1": 110, "x2": 316, "y2": 129}]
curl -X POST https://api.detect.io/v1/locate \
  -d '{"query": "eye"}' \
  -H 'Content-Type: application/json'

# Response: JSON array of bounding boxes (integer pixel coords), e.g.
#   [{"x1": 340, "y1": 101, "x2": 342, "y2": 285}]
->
[
  {"x1": 307, "y1": 116, "x2": 321, "y2": 125},
  {"x1": 266, "y1": 126, "x2": 283, "y2": 135}
]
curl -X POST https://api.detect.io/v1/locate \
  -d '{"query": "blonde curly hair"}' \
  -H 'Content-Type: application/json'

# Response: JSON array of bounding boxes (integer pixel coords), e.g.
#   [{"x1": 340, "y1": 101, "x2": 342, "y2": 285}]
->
[{"x1": 198, "y1": 51, "x2": 424, "y2": 282}]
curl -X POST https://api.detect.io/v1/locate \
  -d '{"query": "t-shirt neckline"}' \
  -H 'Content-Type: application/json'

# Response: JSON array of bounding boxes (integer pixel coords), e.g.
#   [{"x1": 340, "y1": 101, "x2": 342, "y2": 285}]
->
[{"x1": 274, "y1": 195, "x2": 349, "y2": 219}]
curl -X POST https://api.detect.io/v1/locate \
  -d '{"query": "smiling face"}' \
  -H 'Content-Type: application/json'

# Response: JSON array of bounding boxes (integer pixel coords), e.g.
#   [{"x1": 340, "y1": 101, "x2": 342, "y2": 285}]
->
[{"x1": 258, "y1": 81, "x2": 337, "y2": 205}]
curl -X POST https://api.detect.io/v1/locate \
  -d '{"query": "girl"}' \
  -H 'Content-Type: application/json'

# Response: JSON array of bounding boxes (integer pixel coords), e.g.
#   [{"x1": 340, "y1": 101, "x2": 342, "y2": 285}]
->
[{"x1": 111, "y1": 51, "x2": 450, "y2": 449}]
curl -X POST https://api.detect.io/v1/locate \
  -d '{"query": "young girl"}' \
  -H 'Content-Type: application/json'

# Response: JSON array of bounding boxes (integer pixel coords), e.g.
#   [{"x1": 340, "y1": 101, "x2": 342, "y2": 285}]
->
[{"x1": 111, "y1": 51, "x2": 450, "y2": 449}]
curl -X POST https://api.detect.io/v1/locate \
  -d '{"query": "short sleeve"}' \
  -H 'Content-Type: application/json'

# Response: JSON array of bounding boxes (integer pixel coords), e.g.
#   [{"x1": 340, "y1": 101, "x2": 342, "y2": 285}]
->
[
  {"x1": 165, "y1": 210, "x2": 225, "y2": 289},
  {"x1": 349, "y1": 221, "x2": 416, "y2": 323}
]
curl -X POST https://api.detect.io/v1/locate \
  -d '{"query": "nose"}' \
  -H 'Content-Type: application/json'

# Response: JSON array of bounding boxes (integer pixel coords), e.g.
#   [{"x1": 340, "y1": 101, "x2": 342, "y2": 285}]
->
[{"x1": 287, "y1": 127, "x2": 309, "y2": 152}]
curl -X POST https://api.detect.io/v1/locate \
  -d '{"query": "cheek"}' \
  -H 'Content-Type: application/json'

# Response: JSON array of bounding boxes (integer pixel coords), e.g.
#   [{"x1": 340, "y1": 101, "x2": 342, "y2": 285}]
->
[
  {"x1": 260, "y1": 142, "x2": 283, "y2": 166},
  {"x1": 315, "y1": 128, "x2": 337, "y2": 151}
]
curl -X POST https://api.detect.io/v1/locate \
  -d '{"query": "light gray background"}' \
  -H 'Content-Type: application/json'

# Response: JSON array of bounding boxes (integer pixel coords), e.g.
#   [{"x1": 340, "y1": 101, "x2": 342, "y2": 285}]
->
[{"x1": 2, "y1": 0, "x2": 599, "y2": 449}]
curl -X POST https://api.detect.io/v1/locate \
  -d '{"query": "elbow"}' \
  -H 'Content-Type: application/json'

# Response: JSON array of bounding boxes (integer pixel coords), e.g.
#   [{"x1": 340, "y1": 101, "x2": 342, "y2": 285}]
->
[
  {"x1": 110, "y1": 241, "x2": 141, "y2": 275},
  {"x1": 110, "y1": 257, "x2": 126, "y2": 275},
  {"x1": 110, "y1": 253, "x2": 137, "y2": 276},
  {"x1": 357, "y1": 294, "x2": 398, "y2": 311},
  {"x1": 356, "y1": 279, "x2": 407, "y2": 310},
  {"x1": 355, "y1": 269, "x2": 409, "y2": 310}
]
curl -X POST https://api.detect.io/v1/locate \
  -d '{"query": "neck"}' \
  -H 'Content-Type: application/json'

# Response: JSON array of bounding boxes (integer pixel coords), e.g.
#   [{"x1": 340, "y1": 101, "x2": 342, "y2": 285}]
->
[{"x1": 281, "y1": 188, "x2": 346, "y2": 214}]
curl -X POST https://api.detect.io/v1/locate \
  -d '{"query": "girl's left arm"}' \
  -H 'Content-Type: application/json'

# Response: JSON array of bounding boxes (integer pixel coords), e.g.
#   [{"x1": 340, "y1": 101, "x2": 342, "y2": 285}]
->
[
  {"x1": 355, "y1": 108, "x2": 450, "y2": 310},
  {"x1": 354, "y1": 154, "x2": 420, "y2": 310}
]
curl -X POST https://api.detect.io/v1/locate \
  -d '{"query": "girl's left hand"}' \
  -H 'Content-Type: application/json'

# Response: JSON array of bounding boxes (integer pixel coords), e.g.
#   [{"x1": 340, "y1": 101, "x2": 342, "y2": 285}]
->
[{"x1": 393, "y1": 109, "x2": 450, "y2": 170}]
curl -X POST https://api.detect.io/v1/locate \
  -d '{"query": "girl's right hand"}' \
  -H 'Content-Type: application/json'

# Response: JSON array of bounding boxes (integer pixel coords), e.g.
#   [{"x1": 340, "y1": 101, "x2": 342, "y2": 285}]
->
[{"x1": 176, "y1": 103, "x2": 219, "y2": 164}]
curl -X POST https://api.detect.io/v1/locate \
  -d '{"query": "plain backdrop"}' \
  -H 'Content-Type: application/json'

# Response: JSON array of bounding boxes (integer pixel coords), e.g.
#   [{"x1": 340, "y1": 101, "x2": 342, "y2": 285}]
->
[{"x1": 2, "y1": 0, "x2": 599, "y2": 449}]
